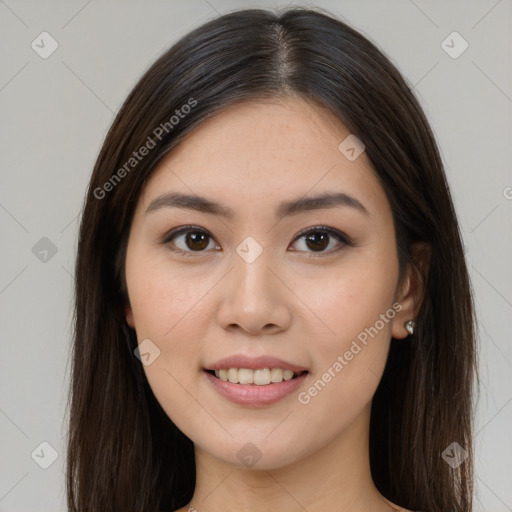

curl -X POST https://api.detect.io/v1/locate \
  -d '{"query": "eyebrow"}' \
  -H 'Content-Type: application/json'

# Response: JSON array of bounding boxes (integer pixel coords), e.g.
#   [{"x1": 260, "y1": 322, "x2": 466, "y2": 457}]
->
[{"x1": 145, "y1": 191, "x2": 369, "y2": 218}]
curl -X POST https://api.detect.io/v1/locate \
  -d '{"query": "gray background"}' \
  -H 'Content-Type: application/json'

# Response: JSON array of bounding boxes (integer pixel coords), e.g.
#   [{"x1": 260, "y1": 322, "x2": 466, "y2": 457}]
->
[{"x1": 0, "y1": 0, "x2": 510, "y2": 510}]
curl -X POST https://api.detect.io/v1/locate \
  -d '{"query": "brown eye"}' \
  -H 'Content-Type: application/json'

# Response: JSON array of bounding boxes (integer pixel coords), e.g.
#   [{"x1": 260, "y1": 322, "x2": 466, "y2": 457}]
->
[
  {"x1": 290, "y1": 226, "x2": 350, "y2": 254},
  {"x1": 163, "y1": 226, "x2": 219, "y2": 254},
  {"x1": 185, "y1": 231, "x2": 210, "y2": 251},
  {"x1": 304, "y1": 232, "x2": 329, "y2": 251}
]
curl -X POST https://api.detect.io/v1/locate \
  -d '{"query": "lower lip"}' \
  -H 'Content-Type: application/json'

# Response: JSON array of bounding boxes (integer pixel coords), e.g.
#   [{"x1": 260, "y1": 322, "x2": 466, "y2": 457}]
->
[{"x1": 204, "y1": 371, "x2": 308, "y2": 406}]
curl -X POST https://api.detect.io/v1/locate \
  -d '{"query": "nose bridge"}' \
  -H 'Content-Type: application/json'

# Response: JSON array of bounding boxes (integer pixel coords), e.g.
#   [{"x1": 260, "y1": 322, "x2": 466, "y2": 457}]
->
[
  {"x1": 232, "y1": 239, "x2": 274, "y2": 302},
  {"x1": 216, "y1": 237, "x2": 291, "y2": 334}
]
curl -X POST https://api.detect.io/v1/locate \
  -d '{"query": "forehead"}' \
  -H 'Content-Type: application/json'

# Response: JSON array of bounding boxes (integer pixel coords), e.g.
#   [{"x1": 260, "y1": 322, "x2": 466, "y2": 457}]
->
[{"x1": 138, "y1": 97, "x2": 388, "y2": 217}]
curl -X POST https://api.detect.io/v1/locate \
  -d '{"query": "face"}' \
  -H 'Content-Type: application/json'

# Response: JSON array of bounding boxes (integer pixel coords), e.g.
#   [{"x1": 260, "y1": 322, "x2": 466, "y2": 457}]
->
[{"x1": 124, "y1": 97, "x2": 417, "y2": 470}]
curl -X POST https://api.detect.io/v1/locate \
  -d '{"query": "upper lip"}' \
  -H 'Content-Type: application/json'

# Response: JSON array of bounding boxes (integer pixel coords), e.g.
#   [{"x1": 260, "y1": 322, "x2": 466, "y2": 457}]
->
[{"x1": 204, "y1": 354, "x2": 308, "y2": 373}]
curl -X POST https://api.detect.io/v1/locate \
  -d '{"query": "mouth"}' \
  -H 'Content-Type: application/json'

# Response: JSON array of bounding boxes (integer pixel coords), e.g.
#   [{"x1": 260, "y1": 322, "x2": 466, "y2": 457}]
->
[
  {"x1": 203, "y1": 355, "x2": 310, "y2": 405},
  {"x1": 204, "y1": 368, "x2": 309, "y2": 385},
  {"x1": 203, "y1": 366, "x2": 310, "y2": 406}
]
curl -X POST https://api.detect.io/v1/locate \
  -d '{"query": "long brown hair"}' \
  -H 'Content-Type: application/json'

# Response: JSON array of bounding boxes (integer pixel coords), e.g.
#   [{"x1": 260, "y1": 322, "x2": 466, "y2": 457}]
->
[{"x1": 67, "y1": 7, "x2": 477, "y2": 511}]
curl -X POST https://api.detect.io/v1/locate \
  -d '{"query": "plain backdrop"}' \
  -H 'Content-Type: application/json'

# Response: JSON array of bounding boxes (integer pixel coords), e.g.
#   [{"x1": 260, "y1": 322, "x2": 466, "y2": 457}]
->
[{"x1": 0, "y1": 1, "x2": 511, "y2": 511}]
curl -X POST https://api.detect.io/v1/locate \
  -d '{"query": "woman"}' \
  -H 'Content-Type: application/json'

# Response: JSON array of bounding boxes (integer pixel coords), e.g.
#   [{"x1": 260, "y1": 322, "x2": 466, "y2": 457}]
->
[{"x1": 67, "y1": 7, "x2": 477, "y2": 512}]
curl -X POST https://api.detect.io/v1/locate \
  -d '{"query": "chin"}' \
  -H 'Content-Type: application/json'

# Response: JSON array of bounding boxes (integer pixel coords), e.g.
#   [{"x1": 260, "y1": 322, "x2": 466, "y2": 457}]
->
[{"x1": 197, "y1": 434, "x2": 311, "y2": 472}]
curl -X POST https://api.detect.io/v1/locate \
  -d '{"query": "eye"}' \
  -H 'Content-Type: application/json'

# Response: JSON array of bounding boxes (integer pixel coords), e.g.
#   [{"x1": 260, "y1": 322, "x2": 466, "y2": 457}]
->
[
  {"x1": 161, "y1": 224, "x2": 351, "y2": 257},
  {"x1": 289, "y1": 225, "x2": 351, "y2": 255},
  {"x1": 162, "y1": 226, "x2": 220, "y2": 255}
]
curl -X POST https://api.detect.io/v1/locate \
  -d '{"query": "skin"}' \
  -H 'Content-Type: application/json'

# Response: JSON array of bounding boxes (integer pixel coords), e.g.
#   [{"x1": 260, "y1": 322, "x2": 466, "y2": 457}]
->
[{"x1": 124, "y1": 97, "x2": 428, "y2": 512}]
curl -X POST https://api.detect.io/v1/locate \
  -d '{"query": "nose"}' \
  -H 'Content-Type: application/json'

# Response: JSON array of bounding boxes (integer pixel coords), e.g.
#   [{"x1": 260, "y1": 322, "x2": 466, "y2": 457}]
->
[{"x1": 215, "y1": 247, "x2": 292, "y2": 336}]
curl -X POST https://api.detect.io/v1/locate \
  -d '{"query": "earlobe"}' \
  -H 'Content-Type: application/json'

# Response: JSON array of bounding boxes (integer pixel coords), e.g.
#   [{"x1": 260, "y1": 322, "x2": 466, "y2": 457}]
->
[{"x1": 125, "y1": 304, "x2": 135, "y2": 328}]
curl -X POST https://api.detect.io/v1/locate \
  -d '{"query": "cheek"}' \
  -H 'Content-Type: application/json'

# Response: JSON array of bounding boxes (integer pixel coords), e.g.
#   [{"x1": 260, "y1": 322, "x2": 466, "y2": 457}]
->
[
  {"x1": 127, "y1": 247, "x2": 214, "y2": 336},
  {"x1": 126, "y1": 255, "x2": 217, "y2": 428},
  {"x1": 295, "y1": 272, "x2": 397, "y2": 439},
  {"x1": 309, "y1": 254, "x2": 398, "y2": 339},
  {"x1": 301, "y1": 244, "x2": 399, "y2": 389},
  {"x1": 125, "y1": 252, "x2": 218, "y2": 401}
]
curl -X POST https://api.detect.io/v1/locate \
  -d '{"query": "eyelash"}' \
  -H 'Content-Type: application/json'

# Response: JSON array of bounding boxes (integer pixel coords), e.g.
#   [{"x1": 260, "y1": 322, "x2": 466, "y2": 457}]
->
[{"x1": 160, "y1": 225, "x2": 353, "y2": 258}]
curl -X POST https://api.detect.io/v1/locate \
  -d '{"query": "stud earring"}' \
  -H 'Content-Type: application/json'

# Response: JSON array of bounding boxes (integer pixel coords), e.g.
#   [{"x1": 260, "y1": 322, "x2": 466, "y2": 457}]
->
[{"x1": 405, "y1": 319, "x2": 416, "y2": 336}]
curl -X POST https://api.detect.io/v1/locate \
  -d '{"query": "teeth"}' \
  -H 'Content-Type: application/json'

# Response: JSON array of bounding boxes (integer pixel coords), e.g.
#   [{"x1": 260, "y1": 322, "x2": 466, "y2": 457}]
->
[
  {"x1": 253, "y1": 368, "x2": 270, "y2": 385},
  {"x1": 283, "y1": 369, "x2": 294, "y2": 381},
  {"x1": 213, "y1": 368, "x2": 299, "y2": 385},
  {"x1": 238, "y1": 368, "x2": 253, "y2": 385},
  {"x1": 270, "y1": 368, "x2": 283, "y2": 382}
]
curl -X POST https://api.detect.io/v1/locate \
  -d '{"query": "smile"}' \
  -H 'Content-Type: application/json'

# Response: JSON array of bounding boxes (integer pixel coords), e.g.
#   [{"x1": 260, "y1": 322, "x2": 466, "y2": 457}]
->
[
  {"x1": 203, "y1": 368, "x2": 309, "y2": 406},
  {"x1": 207, "y1": 367, "x2": 307, "y2": 385}
]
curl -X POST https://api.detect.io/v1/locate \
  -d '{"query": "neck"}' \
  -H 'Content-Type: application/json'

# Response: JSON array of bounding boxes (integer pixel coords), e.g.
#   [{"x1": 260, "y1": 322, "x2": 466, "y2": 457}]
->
[{"x1": 185, "y1": 403, "x2": 399, "y2": 512}]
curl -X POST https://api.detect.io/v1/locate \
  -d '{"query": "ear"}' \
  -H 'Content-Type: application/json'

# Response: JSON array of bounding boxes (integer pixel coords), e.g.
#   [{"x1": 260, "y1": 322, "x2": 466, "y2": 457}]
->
[
  {"x1": 392, "y1": 242, "x2": 431, "y2": 339},
  {"x1": 125, "y1": 304, "x2": 135, "y2": 328}
]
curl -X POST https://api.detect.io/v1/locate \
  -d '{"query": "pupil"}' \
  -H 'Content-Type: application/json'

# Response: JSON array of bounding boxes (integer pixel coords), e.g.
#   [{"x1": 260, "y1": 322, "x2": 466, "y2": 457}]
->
[
  {"x1": 306, "y1": 232, "x2": 328, "y2": 251},
  {"x1": 187, "y1": 232, "x2": 208, "y2": 250}
]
